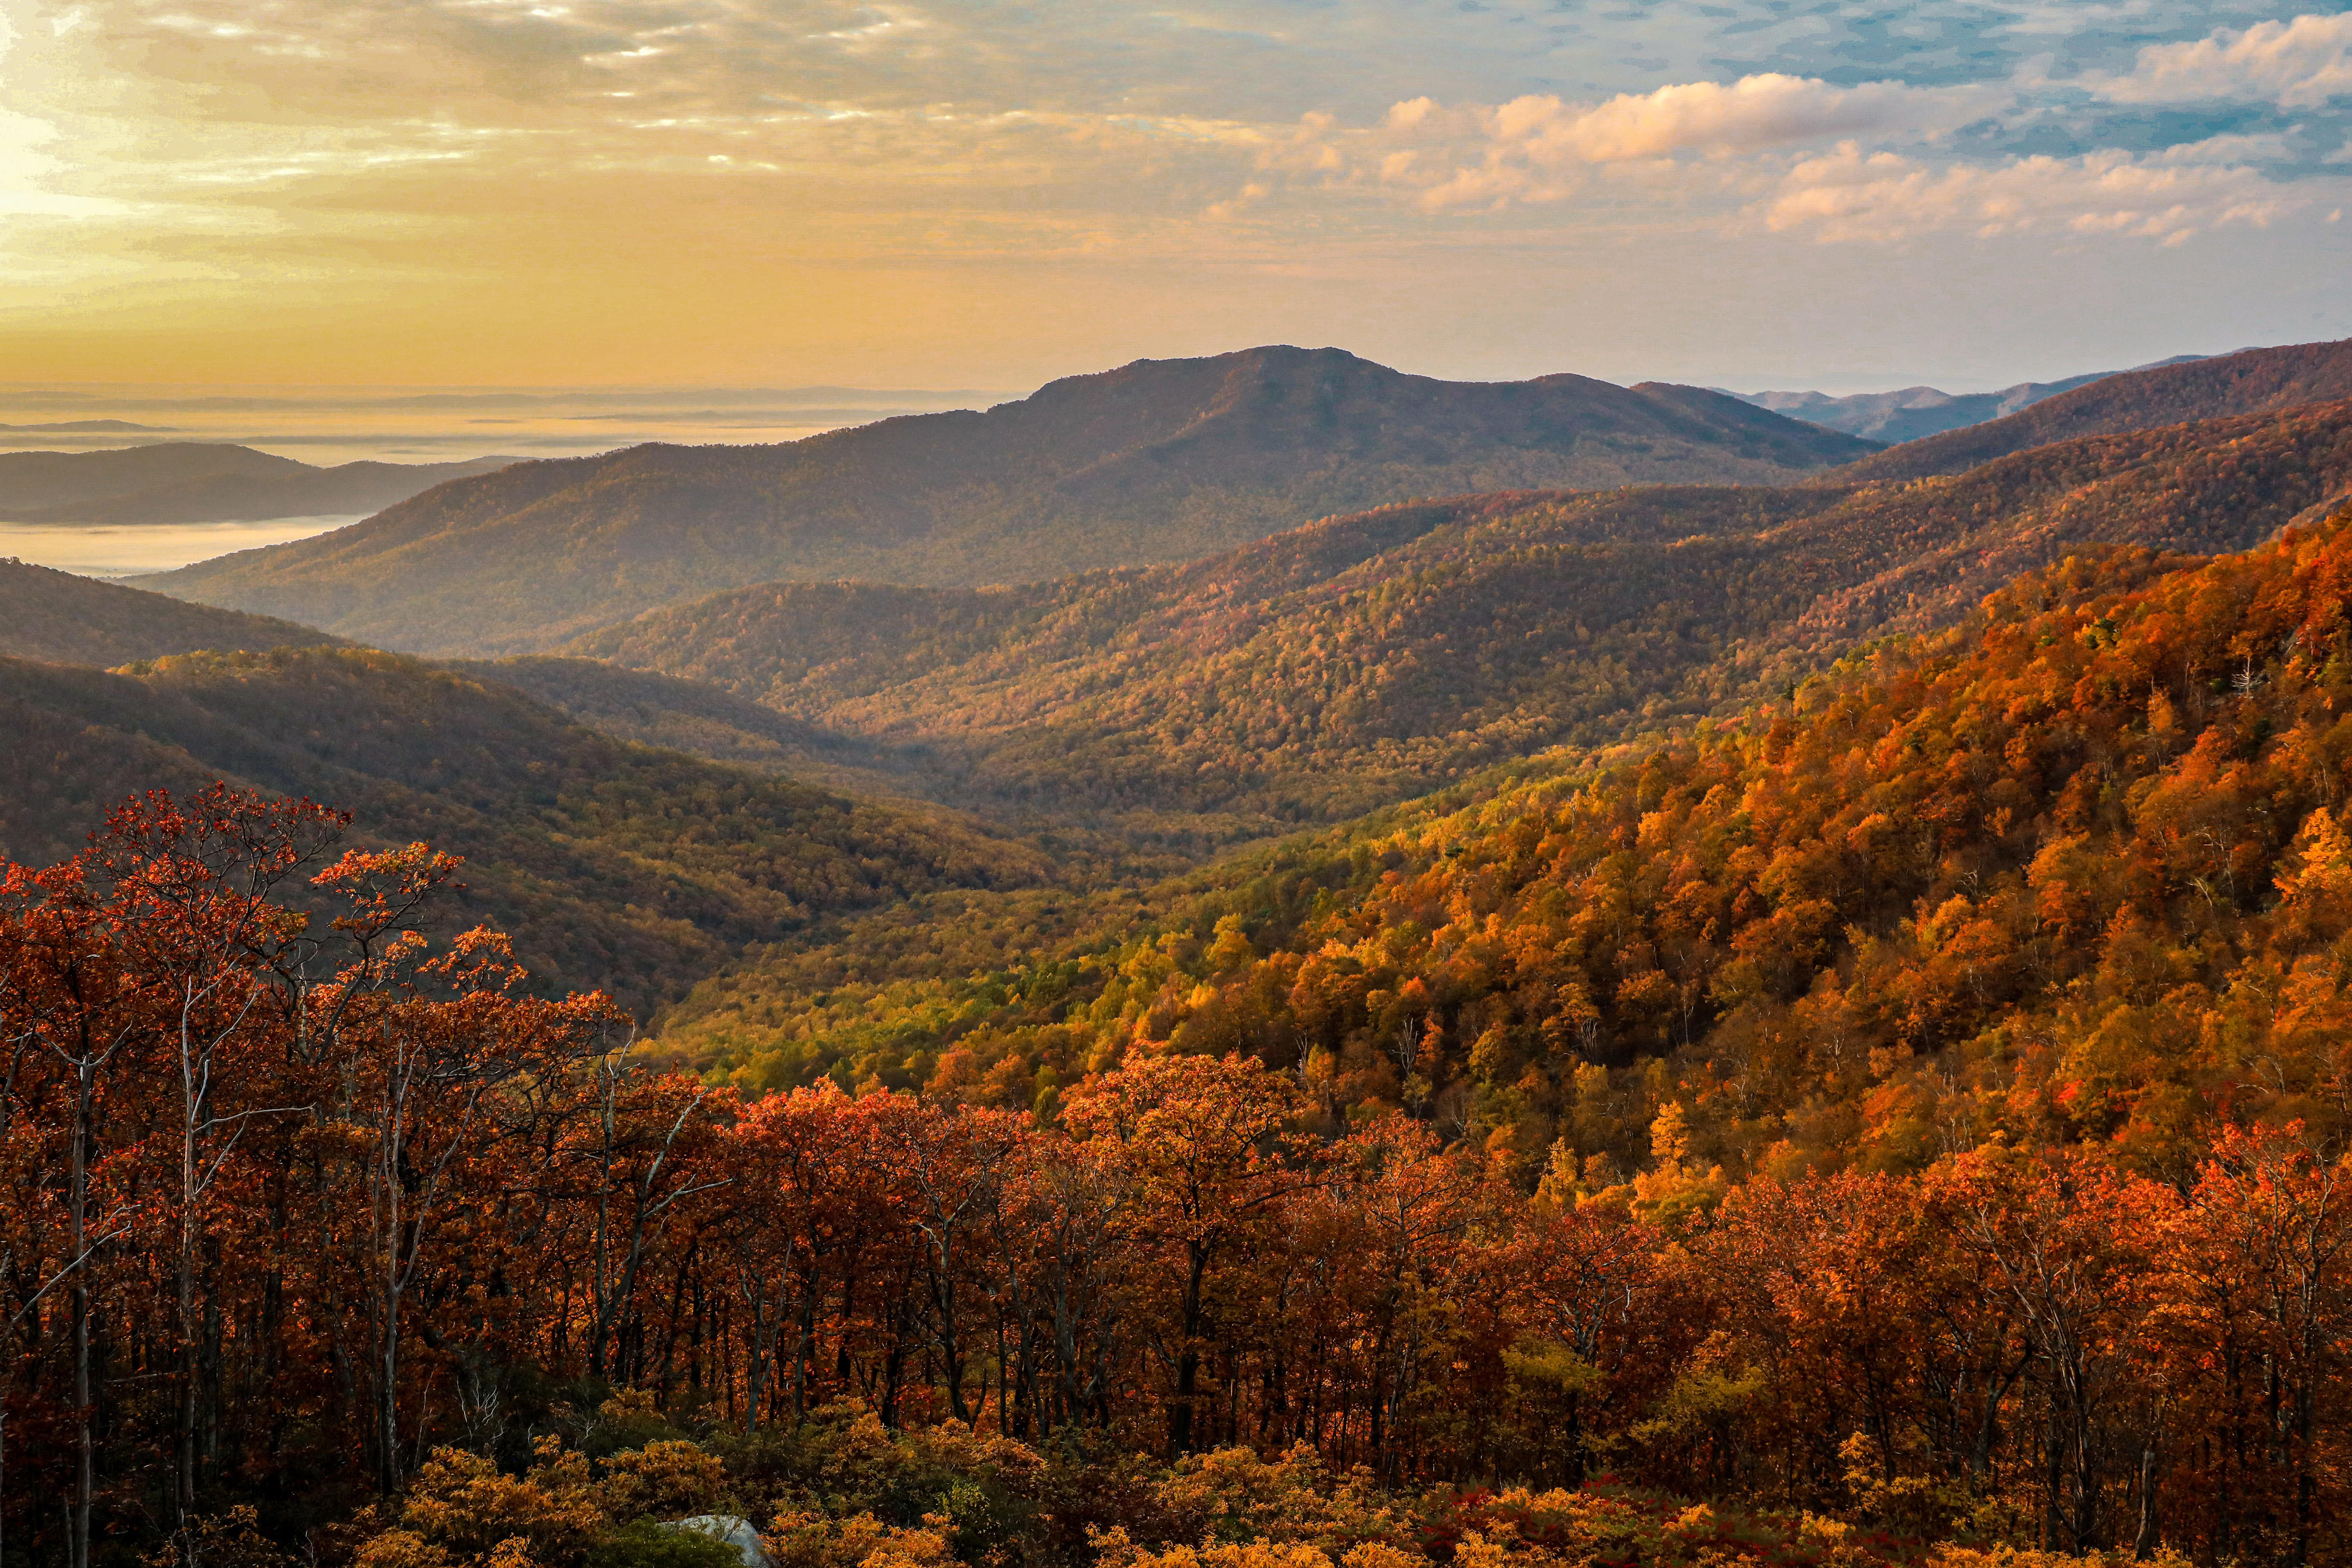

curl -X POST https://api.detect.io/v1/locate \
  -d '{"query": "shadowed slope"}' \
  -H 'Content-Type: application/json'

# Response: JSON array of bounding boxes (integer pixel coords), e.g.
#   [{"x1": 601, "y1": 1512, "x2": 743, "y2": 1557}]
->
[
  {"x1": 0, "y1": 647, "x2": 1046, "y2": 1012},
  {"x1": 0, "y1": 558, "x2": 343, "y2": 666}
]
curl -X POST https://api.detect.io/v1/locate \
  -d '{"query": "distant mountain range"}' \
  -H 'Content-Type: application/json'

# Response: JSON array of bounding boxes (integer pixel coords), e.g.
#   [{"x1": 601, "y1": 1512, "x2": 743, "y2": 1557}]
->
[
  {"x1": 1836, "y1": 338, "x2": 2352, "y2": 483},
  {"x1": 133, "y1": 346, "x2": 1878, "y2": 654},
  {"x1": 0, "y1": 442, "x2": 520, "y2": 524},
  {"x1": 12, "y1": 332, "x2": 2352, "y2": 1000},
  {"x1": 1731, "y1": 355, "x2": 2210, "y2": 441}
]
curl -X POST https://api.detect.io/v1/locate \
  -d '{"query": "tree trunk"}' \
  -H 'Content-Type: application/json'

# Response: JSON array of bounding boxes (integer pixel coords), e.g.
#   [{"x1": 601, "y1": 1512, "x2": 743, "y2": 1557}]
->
[
  {"x1": 1170, "y1": 1241, "x2": 1209, "y2": 1457},
  {"x1": 71, "y1": 1055, "x2": 96, "y2": 1568}
]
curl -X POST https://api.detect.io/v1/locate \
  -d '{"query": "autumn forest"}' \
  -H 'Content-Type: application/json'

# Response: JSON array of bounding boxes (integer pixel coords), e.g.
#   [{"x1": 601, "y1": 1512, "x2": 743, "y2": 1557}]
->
[{"x1": 10, "y1": 342, "x2": 2352, "y2": 1568}]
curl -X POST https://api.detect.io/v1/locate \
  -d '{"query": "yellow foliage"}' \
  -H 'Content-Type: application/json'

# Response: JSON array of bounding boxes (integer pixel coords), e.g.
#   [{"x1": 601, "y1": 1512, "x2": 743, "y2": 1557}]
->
[
  {"x1": 1090, "y1": 1539, "x2": 1357, "y2": 1568},
  {"x1": 1924, "y1": 1550, "x2": 2194, "y2": 1568},
  {"x1": 354, "y1": 1532, "x2": 456, "y2": 1568},
  {"x1": 1147, "y1": 1444, "x2": 1416, "y2": 1555},
  {"x1": 381, "y1": 1442, "x2": 607, "y2": 1568},
  {"x1": 599, "y1": 1439, "x2": 728, "y2": 1523},
  {"x1": 763, "y1": 1510, "x2": 955, "y2": 1568}
]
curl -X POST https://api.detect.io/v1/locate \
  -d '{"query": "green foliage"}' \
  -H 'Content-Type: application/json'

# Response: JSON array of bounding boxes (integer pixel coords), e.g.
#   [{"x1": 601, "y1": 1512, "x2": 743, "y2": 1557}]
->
[{"x1": 585, "y1": 1523, "x2": 746, "y2": 1568}]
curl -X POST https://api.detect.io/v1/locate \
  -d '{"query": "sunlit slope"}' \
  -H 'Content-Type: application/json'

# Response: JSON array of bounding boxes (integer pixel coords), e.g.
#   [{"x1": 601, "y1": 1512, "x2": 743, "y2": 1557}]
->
[
  {"x1": 661, "y1": 495, "x2": 2352, "y2": 1186},
  {"x1": 134, "y1": 347, "x2": 1875, "y2": 654},
  {"x1": 0, "y1": 647, "x2": 1045, "y2": 1012}
]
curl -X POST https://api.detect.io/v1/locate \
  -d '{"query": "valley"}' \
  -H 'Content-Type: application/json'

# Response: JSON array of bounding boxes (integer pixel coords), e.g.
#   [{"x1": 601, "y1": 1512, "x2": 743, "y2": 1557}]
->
[
  {"x1": 550, "y1": 374, "x2": 2352, "y2": 847},
  {"x1": 0, "y1": 645, "x2": 1045, "y2": 1012}
]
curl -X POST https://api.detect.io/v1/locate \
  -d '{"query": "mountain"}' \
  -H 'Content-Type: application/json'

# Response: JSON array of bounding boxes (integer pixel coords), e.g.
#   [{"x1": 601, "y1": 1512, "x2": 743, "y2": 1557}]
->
[
  {"x1": 1835, "y1": 337, "x2": 2352, "y2": 482},
  {"x1": 1732, "y1": 355, "x2": 2206, "y2": 442},
  {"x1": 0, "y1": 647, "x2": 1044, "y2": 1012},
  {"x1": 0, "y1": 558, "x2": 343, "y2": 666},
  {"x1": 131, "y1": 347, "x2": 1878, "y2": 654},
  {"x1": 564, "y1": 398, "x2": 2352, "y2": 848},
  {"x1": 0, "y1": 442, "x2": 519, "y2": 523}
]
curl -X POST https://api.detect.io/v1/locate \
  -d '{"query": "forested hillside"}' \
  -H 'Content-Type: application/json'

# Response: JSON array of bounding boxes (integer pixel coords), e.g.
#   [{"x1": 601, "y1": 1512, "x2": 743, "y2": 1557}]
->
[
  {"x1": 443, "y1": 655, "x2": 925, "y2": 797},
  {"x1": 135, "y1": 347, "x2": 1874, "y2": 653},
  {"x1": 13, "y1": 342, "x2": 2352, "y2": 1568},
  {"x1": 569, "y1": 399, "x2": 2352, "y2": 846},
  {"x1": 1838, "y1": 337, "x2": 2352, "y2": 481},
  {"x1": 660, "y1": 495, "x2": 2352, "y2": 1183},
  {"x1": 0, "y1": 558, "x2": 344, "y2": 664},
  {"x1": 0, "y1": 647, "x2": 1042, "y2": 1010}
]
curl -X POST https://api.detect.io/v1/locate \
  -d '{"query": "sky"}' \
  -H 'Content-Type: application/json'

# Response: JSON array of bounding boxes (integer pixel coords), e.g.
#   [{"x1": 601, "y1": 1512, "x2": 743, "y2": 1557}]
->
[{"x1": 2, "y1": 0, "x2": 2350, "y2": 393}]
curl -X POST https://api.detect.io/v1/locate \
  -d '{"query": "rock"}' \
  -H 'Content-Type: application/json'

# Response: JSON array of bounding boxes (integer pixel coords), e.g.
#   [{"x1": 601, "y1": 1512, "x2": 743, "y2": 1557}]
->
[{"x1": 668, "y1": 1516, "x2": 772, "y2": 1568}]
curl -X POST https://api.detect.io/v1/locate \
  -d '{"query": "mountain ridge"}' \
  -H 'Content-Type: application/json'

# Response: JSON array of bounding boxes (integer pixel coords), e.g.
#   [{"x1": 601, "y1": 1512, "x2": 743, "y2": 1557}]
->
[
  {"x1": 0, "y1": 646, "x2": 1045, "y2": 1012},
  {"x1": 652, "y1": 490, "x2": 2352, "y2": 1192}
]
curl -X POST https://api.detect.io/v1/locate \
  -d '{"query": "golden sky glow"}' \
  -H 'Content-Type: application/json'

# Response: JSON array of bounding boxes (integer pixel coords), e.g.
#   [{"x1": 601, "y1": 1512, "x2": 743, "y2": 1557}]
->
[{"x1": 3, "y1": 0, "x2": 2350, "y2": 390}]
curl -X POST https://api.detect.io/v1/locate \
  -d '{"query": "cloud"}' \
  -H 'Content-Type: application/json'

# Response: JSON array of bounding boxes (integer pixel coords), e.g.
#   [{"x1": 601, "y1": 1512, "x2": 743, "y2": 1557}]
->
[
  {"x1": 1516, "y1": 75, "x2": 1993, "y2": 163},
  {"x1": 0, "y1": 15, "x2": 133, "y2": 221},
  {"x1": 1764, "y1": 140, "x2": 2302, "y2": 244},
  {"x1": 1282, "y1": 74, "x2": 2001, "y2": 212},
  {"x1": 2085, "y1": 12, "x2": 2352, "y2": 107}
]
